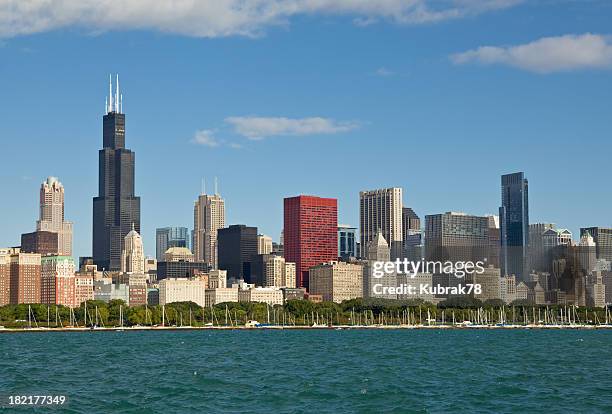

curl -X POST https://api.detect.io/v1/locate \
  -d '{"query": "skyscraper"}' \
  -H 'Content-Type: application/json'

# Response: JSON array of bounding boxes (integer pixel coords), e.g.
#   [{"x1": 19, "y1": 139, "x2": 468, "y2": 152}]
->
[
  {"x1": 338, "y1": 225, "x2": 357, "y2": 259},
  {"x1": 499, "y1": 172, "x2": 529, "y2": 281},
  {"x1": 284, "y1": 195, "x2": 338, "y2": 290},
  {"x1": 193, "y1": 186, "x2": 225, "y2": 269},
  {"x1": 217, "y1": 224, "x2": 258, "y2": 284},
  {"x1": 93, "y1": 75, "x2": 141, "y2": 271},
  {"x1": 36, "y1": 177, "x2": 73, "y2": 256},
  {"x1": 580, "y1": 227, "x2": 612, "y2": 262},
  {"x1": 156, "y1": 227, "x2": 190, "y2": 261},
  {"x1": 121, "y1": 224, "x2": 145, "y2": 274},
  {"x1": 424, "y1": 212, "x2": 489, "y2": 263},
  {"x1": 359, "y1": 188, "x2": 403, "y2": 259}
]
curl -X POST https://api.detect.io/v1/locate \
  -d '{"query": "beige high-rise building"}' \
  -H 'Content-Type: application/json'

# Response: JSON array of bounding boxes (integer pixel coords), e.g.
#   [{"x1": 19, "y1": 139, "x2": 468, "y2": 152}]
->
[
  {"x1": 121, "y1": 224, "x2": 145, "y2": 274},
  {"x1": 194, "y1": 191, "x2": 225, "y2": 269},
  {"x1": 36, "y1": 177, "x2": 73, "y2": 256},
  {"x1": 238, "y1": 287, "x2": 284, "y2": 306},
  {"x1": 309, "y1": 261, "x2": 363, "y2": 303},
  {"x1": 263, "y1": 255, "x2": 296, "y2": 288},
  {"x1": 257, "y1": 234, "x2": 273, "y2": 255},
  {"x1": 360, "y1": 187, "x2": 403, "y2": 259},
  {"x1": 469, "y1": 267, "x2": 502, "y2": 302}
]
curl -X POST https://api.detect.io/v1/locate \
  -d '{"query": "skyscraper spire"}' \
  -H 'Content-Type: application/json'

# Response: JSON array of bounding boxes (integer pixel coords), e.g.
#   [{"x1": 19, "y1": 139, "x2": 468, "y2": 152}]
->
[
  {"x1": 115, "y1": 74, "x2": 120, "y2": 113},
  {"x1": 108, "y1": 74, "x2": 113, "y2": 113},
  {"x1": 214, "y1": 176, "x2": 219, "y2": 195}
]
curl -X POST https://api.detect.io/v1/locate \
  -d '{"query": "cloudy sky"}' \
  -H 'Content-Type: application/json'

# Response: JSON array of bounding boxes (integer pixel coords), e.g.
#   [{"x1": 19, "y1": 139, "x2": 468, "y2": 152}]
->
[{"x1": 0, "y1": 0, "x2": 611, "y2": 258}]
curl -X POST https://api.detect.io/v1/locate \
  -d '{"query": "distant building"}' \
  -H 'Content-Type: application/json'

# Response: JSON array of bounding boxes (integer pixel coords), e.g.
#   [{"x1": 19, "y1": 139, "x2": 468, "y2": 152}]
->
[
  {"x1": 159, "y1": 278, "x2": 207, "y2": 307},
  {"x1": 93, "y1": 76, "x2": 141, "y2": 271},
  {"x1": 20, "y1": 231, "x2": 59, "y2": 256},
  {"x1": 156, "y1": 261, "x2": 210, "y2": 280},
  {"x1": 282, "y1": 287, "x2": 306, "y2": 302},
  {"x1": 581, "y1": 227, "x2": 612, "y2": 262},
  {"x1": 260, "y1": 255, "x2": 297, "y2": 288},
  {"x1": 425, "y1": 212, "x2": 488, "y2": 263},
  {"x1": 309, "y1": 261, "x2": 363, "y2": 303},
  {"x1": 164, "y1": 247, "x2": 194, "y2": 263},
  {"x1": 396, "y1": 272, "x2": 433, "y2": 303},
  {"x1": 147, "y1": 287, "x2": 159, "y2": 306},
  {"x1": 10, "y1": 252, "x2": 41, "y2": 304},
  {"x1": 74, "y1": 274, "x2": 94, "y2": 306},
  {"x1": 218, "y1": 225, "x2": 258, "y2": 284},
  {"x1": 338, "y1": 225, "x2": 357, "y2": 259},
  {"x1": 360, "y1": 188, "x2": 403, "y2": 259},
  {"x1": 128, "y1": 273, "x2": 148, "y2": 306},
  {"x1": 528, "y1": 223, "x2": 557, "y2": 273},
  {"x1": 156, "y1": 227, "x2": 190, "y2": 262},
  {"x1": 469, "y1": 267, "x2": 501, "y2": 302},
  {"x1": 578, "y1": 231, "x2": 597, "y2": 275},
  {"x1": 193, "y1": 191, "x2": 225, "y2": 269},
  {"x1": 205, "y1": 286, "x2": 239, "y2": 306},
  {"x1": 41, "y1": 256, "x2": 76, "y2": 308},
  {"x1": 0, "y1": 251, "x2": 10, "y2": 306},
  {"x1": 363, "y1": 232, "x2": 396, "y2": 299},
  {"x1": 238, "y1": 287, "x2": 283, "y2": 306},
  {"x1": 257, "y1": 234, "x2": 273, "y2": 255},
  {"x1": 121, "y1": 224, "x2": 145, "y2": 274},
  {"x1": 36, "y1": 177, "x2": 73, "y2": 256},
  {"x1": 499, "y1": 172, "x2": 529, "y2": 281},
  {"x1": 500, "y1": 275, "x2": 517, "y2": 304},
  {"x1": 284, "y1": 195, "x2": 338, "y2": 289}
]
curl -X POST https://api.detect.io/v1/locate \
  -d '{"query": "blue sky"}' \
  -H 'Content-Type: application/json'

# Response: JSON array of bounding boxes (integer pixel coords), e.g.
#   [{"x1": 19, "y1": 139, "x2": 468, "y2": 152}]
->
[{"x1": 0, "y1": 0, "x2": 611, "y2": 259}]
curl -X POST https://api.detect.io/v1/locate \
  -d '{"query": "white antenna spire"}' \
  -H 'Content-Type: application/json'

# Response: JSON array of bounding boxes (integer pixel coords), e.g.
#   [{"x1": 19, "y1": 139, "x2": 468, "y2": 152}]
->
[
  {"x1": 108, "y1": 74, "x2": 113, "y2": 113},
  {"x1": 214, "y1": 177, "x2": 218, "y2": 195},
  {"x1": 120, "y1": 93, "x2": 123, "y2": 113},
  {"x1": 115, "y1": 74, "x2": 120, "y2": 113},
  {"x1": 105, "y1": 97, "x2": 108, "y2": 115}
]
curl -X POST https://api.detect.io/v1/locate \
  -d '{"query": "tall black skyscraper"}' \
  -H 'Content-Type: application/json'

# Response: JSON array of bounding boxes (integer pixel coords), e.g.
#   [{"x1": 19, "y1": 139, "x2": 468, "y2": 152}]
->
[
  {"x1": 499, "y1": 172, "x2": 529, "y2": 281},
  {"x1": 218, "y1": 225, "x2": 258, "y2": 284},
  {"x1": 93, "y1": 75, "x2": 141, "y2": 271}
]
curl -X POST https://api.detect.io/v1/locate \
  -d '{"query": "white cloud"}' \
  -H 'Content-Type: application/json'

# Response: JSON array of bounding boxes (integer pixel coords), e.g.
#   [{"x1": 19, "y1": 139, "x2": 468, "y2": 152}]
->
[
  {"x1": 225, "y1": 116, "x2": 359, "y2": 140},
  {"x1": 0, "y1": 0, "x2": 522, "y2": 39},
  {"x1": 375, "y1": 67, "x2": 395, "y2": 76},
  {"x1": 451, "y1": 33, "x2": 612, "y2": 73},
  {"x1": 192, "y1": 129, "x2": 220, "y2": 147}
]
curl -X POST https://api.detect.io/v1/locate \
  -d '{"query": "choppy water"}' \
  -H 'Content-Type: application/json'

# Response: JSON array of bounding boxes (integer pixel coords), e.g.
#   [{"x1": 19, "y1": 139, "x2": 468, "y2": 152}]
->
[{"x1": 1, "y1": 330, "x2": 611, "y2": 413}]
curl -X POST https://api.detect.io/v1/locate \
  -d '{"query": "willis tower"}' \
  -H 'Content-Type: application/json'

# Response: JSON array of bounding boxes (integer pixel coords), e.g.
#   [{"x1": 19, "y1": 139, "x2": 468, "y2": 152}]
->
[{"x1": 93, "y1": 75, "x2": 141, "y2": 271}]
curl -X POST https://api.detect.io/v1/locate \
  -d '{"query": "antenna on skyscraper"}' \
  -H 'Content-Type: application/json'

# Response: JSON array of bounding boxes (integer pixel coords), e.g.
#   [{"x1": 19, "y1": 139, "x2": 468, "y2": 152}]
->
[
  {"x1": 115, "y1": 74, "x2": 120, "y2": 113},
  {"x1": 120, "y1": 93, "x2": 123, "y2": 113},
  {"x1": 214, "y1": 177, "x2": 218, "y2": 195},
  {"x1": 108, "y1": 74, "x2": 113, "y2": 113}
]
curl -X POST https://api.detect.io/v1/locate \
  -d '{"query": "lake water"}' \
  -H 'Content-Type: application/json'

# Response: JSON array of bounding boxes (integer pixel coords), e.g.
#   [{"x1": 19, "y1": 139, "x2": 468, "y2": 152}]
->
[{"x1": 1, "y1": 329, "x2": 611, "y2": 413}]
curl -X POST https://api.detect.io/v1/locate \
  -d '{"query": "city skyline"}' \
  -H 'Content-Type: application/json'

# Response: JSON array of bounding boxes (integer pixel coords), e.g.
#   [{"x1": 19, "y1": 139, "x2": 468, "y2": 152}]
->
[{"x1": 1, "y1": 2, "x2": 612, "y2": 259}]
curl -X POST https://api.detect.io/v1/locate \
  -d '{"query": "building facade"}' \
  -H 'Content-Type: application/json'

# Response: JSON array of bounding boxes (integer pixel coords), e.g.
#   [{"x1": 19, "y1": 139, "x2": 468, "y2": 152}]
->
[
  {"x1": 218, "y1": 225, "x2": 258, "y2": 284},
  {"x1": 424, "y1": 212, "x2": 489, "y2": 263},
  {"x1": 20, "y1": 231, "x2": 59, "y2": 256},
  {"x1": 10, "y1": 252, "x2": 42, "y2": 304},
  {"x1": 360, "y1": 187, "x2": 403, "y2": 259},
  {"x1": 156, "y1": 227, "x2": 190, "y2": 262},
  {"x1": 309, "y1": 261, "x2": 363, "y2": 303},
  {"x1": 338, "y1": 225, "x2": 357, "y2": 260},
  {"x1": 120, "y1": 224, "x2": 145, "y2": 274},
  {"x1": 93, "y1": 75, "x2": 141, "y2": 271},
  {"x1": 581, "y1": 227, "x2": 612, "y2": 262},
  {"x1": 36, "y1": 177, "x2": 73, "y2": 256},
  {"x1": 193, "y1": 192, "x2": 225, "y2": 269},
  {"x1": 284, "y1": 195, "x2": 338, "y2": 290},
  {"x1": 41, "y1": 255, "x2": 76, "y2": 307},
  {"x1": 499, "y1": 172, "x2": 529, "y2": 281}
]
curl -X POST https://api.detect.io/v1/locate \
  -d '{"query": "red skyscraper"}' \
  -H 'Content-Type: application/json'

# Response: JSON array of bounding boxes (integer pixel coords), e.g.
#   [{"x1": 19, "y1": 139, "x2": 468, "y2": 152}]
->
[{"x1": 284, "y1": 195, "x2": 338, "y2": 290}]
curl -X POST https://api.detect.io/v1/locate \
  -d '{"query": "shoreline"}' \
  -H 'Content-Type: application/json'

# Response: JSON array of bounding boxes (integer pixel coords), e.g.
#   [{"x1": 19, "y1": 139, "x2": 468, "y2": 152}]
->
[{"x1": 2, "y1": 324, "x2": 612, "y2": 333}]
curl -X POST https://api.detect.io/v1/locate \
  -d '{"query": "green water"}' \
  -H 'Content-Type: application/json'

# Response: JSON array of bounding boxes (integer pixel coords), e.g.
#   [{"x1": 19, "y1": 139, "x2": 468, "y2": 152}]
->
[{"x1": 1, "y1": 330, "x2": 611, "y2": 413}]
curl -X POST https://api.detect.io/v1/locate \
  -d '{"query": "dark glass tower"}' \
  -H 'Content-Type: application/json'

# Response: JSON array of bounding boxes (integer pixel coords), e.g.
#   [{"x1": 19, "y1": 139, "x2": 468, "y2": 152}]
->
[
  {"x1": 499, "y1": 172, "x2": 529, "y2": 281},
  {"x1": 93, "y1": 75, "x2": 140, "y2": 271}
]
